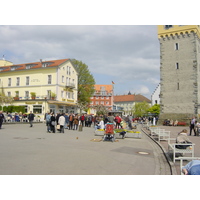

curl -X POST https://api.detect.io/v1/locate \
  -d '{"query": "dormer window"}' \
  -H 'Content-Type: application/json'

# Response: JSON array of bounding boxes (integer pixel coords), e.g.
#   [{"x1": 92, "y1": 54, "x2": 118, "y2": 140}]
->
[
  {"x1": 164, "y1": 25, "x2": 173, "y2": 29},
  {"x1": 26, "y1": 64, "x2": 37, "y2": 69},
  {"x1": 42, "y1": 62, "x2": 53, "y2": 68},
  {"x1": 10, "y1": 65, "x2": 21, "y2": 71}
]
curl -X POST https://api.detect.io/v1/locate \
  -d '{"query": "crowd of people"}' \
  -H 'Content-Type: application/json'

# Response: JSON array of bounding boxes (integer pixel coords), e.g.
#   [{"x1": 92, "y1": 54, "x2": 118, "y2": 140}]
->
[{"x1": 44, "y1": 112, "x2": 130, "y2": 133}]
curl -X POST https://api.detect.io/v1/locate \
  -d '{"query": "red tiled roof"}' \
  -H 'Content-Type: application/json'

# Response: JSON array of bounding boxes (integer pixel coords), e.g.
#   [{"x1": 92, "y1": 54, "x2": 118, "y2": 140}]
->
[
  {"x1": 0, "y1": 59, "x2": 69, "y2": 72},
  {"x1": 114, "y1": 94, "x2": 151, "y2": 103}
]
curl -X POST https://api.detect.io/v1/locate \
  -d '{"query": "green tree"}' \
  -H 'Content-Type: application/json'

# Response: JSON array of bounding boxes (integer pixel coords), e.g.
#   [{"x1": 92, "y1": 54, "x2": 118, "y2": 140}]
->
[
  {"x1": 71, "y1": 59, "x2": 95, "y2": 107},
  {"x1": 0, "y1": 85, "x2": 13, "y2": 109},
  {"x1": 148, "y1": 104, "x2": 160, "y2": 115},
  {"x1": 132, "y1": 101, "x2": 150, "y2": 117}
]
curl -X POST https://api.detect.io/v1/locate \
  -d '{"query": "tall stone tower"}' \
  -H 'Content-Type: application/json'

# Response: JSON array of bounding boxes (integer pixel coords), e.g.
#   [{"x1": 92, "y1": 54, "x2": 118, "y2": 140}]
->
[{"x1": 158, "y1": 25, "x2": 200, "y2": 122}]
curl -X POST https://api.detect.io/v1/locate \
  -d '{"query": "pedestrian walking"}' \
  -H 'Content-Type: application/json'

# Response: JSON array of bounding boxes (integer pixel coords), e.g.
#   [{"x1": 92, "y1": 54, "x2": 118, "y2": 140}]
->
[
  {"x1": 0, "y1": 111, "x2": 5, "y2": 129},
  {"x1": 28, "y1": 111, "x2": 34, "y2": 127},
  {"x1": 190, "y1": 117, "x2": 197, "y2": 136}
]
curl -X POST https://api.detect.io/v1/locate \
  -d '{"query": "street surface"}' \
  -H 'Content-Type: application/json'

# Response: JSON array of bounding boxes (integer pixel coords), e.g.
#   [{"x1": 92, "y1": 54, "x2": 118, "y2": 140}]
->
[{"x1": 0, "y1": 122, "x2": 171, "y2": 175}]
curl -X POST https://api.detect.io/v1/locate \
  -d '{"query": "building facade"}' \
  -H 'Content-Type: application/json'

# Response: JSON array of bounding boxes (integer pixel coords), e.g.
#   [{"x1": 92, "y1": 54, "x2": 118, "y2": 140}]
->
[
  {"x1": 158, "y1": 25, "x2": 200, "y2": 121},
  {"x1": 89, "y1": 85, "x2": 113, "y2": 114},
  {"x1": 114, "y1": 93, "x2": 151, "y2": 115},
  {"x1": 0, "y1": 59, "x2": 13, "y2": 66},
  {"x1": 0, "y1": 59, "x2": 78, "y2": 115}
]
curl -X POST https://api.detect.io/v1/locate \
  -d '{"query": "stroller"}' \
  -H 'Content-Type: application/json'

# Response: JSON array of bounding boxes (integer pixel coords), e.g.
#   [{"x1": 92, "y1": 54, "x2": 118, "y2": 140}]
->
[{"x1": 103, "y1": 123, "x2": 115, "y2": 142}]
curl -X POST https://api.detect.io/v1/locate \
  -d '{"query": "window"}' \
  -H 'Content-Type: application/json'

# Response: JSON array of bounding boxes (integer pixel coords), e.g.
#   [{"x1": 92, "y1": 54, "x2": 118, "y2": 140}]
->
[
  {"x1": 33, "y1": 105, "x2": 42, "y2": 114},
  {"x1": 175, "y1": 43, "x2": 179, "y2": 50},
  {"x1": 96, "y1": 101, "x2": 99, "y2": 105},
  {"x1": 7, "y1": 92, "x2": 11, "y2": 97},
  {"x1": 8, "y1": 78, "x2": 11, "y2": 86},
  {"x1": 16, "y1": 77, "x2": 20, "y2": 86},
  {"x1": 101, "y1": 101, "x2": 104, "y2": 105},
  {"x1": 25, "y1": 91, "x2": 29, "y2": 98},
  {"x1": 26, "y1": 76, "x2": 30, "y2": 86},
  {"x1": 176, "y1": 63, "x2": 179, "y2": 69},
  {"x1": 48, "y1": 75, "x2": 52, "y2": 84},
  {"x1": 62, "y1": 76, "x2": 64, "y2": 83},
  {"x1": 61, "y1": 91, "x2": 64, "y2": 98},
  {"x1": 47, "y1": 90, "x2": 51, "y2": 99},
  {"x1": 177, "y1": 82, "x2": 180, "y2": 90},
  {"x1": 101, "y1": 96, "x2": 104, "y2": 99},
  {"x1": 164, "y1": 25, "x2": 173, "y2": 29}
]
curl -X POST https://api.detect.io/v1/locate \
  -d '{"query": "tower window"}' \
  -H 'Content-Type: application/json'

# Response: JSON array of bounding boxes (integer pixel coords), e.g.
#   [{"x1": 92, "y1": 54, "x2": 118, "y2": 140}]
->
[
  {"x1": 176, "y1": 62, "x2": 179, "y2": 69},
  {"x1": 175, "y1": 43, "x2": 179, "y2": 50},
  {"x1": 177, "y1": 82, "x2": 180, "y2": 90},
  {"x1": 164, "y1": 25, "x2": 173, "y2": 29}
]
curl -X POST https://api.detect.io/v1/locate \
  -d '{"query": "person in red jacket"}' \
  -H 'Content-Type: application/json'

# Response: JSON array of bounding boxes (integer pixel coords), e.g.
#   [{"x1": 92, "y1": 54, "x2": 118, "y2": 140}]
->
[{"x1": 114, "y1": 115, "x2": 122, "y2": 129}]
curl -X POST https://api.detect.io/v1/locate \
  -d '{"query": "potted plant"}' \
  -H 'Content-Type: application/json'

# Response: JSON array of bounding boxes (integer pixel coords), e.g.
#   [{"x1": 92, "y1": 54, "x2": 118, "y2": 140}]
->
[
  {"x1": 14, "y1": 91, "x2": 19, "y2": 100},
  {"x1": 51, "y1": 92, "x2": 56, "y2": 100},
  {"x1": 30, "y1": 92, "x2": 36, "y2": 100}
]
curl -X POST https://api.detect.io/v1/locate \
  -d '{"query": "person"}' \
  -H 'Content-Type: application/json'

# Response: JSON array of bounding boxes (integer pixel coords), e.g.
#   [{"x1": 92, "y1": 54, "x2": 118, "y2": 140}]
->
[
  {"x1": 28, "y1": 111, "x2": 34, "y2": 127},
  {"x1": 58, "y1": 113, "x2": 65, "y2": 133},
  {"x1": 176, "y1": 129, "x2": 192, "y2": 149},
  {"x1": 190, "y1": 117, "x2": 196, "y2": 136},
  {"x1": 68, "y1": 113, "x2": 74, "y2": 130},
  {"x1": 107, "y1": 113, "x2": 114, "y2": 123},
  {"x1": 97, "y1": 118, "x2": 105, "y2": 130},
  {"x1": 73, "y1": 114, "x2": 79, "y2": 130},
  {"x1": 182, "y1": 160, "x2": 200, "y2": 175},
  {"x1": 195, "y1": 121, "x2": 200, "y2": 136},
  {"x1": 0, "y1": 111, "x2": 5, "y2": 129},
  {"x1": 46, "y1": 112, "x2": 51, "y2": 133},
  {"x1": 88, "y1": 115, "x2": 92, "y2": 127},
  {"x1": 80, "y1": 114, "x2": 85, "y2": 127},
  {"x1": 64, "y1": 113, "x2": 69, "y2": 129},
  {"x1": 114, "y1": 115, "x2": 121, "y2": 129},
  {"x1": 50, "y1": 113, "x2": 56, "y2": 133}
]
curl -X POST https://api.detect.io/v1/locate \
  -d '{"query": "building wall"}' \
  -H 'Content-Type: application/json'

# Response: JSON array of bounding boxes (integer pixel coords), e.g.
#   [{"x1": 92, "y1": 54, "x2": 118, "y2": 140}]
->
[
  {"x1": 151, "y1": 84, "x2": 160, "y2": 106},
  {"x1": 0, "y1": 60, "x2": 13, "y2": 66},
  {"x1": 158, "y1": 25, "x2": 200, "y2": 122},
  {"x1": 90, "y1": 85, "x2": 113, "y2": 112},
  {"x1": 0, "y1": 60, "x2": 78, "y2": 114}
]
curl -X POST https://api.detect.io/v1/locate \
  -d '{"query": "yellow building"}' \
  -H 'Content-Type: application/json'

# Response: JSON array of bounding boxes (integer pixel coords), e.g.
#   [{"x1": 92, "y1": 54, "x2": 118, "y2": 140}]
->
[
  {"x1": 0, "y1": 59, "x2": 13, "y2": 66},
  {"x1": 0, "y1": 59, "x2": 78, "y2": 116}
]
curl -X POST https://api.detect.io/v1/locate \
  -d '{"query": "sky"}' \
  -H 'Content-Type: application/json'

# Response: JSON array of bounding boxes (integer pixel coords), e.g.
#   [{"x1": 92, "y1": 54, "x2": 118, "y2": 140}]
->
[{"x1": 0, "y1": 25, "x2": 160, "y2": 99}]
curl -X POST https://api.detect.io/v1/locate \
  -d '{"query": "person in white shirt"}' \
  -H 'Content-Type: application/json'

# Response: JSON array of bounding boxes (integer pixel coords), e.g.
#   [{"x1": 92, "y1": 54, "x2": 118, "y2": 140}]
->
[{"x1": 58, "y1": 113, "x2": 65, "y2": 133}]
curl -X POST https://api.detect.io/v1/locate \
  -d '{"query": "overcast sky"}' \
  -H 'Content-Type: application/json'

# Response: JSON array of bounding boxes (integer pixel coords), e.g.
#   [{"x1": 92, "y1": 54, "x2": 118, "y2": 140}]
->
[{"x1": 0, "y1": 25, "x2": 160, "y2": 99}]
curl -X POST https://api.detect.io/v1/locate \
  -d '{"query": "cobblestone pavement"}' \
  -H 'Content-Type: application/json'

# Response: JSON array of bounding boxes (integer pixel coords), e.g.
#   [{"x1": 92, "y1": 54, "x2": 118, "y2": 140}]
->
[{"x1": 0, "y1": 122, "x2": 171, "y2": 175}]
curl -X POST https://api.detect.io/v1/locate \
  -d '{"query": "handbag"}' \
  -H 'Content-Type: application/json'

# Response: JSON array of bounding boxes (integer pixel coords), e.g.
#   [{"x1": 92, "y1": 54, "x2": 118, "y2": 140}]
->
[{"x1": 56, "y1": 124, "x2": 60, "y2": 130}]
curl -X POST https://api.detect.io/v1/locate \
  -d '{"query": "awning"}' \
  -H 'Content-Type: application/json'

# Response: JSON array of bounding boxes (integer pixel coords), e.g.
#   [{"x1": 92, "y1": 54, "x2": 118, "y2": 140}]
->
[{"x1": 47, "y1": 100, "x2": 77, "y2": 106}]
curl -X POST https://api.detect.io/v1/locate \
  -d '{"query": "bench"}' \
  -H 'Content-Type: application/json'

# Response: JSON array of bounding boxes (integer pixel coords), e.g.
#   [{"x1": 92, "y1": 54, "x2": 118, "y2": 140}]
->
[
  {"x1": 149, "y1": 128, "x2": 168, "y2": 139},
  {"x1": 179, "y1": 157, "x2": 200, "y2": 175},
  {"x1": 168, "y1": 138, "x2": 195, "y2": 163}
]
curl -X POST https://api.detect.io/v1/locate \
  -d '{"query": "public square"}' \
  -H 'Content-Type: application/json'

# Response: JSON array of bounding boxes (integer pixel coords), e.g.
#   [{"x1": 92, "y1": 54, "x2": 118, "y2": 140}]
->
[{"x1": 0, "y1": 122, "x2": 171, "y2": 175}]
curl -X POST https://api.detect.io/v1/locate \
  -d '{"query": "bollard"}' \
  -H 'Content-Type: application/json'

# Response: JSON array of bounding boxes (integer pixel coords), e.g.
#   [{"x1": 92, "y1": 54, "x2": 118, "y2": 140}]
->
[{"x1": 78, "y1": 125, "x2": 83, "y2": 131}]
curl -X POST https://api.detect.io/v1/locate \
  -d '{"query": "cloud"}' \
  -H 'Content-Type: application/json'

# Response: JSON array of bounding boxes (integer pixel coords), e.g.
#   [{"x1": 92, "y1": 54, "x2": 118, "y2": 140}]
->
[{"x1": 0, "y1": 25, "x2": 160, "y2": 99}]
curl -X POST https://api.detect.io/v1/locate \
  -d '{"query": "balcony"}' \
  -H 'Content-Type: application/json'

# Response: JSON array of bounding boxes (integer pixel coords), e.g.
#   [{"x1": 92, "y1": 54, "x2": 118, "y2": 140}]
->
[
  {"x1": 65, "y1": 83, "x2": 76, "y2": 89},
  {"x1": 13, "y1": 95, "x2": 55, "y2": 101}
]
